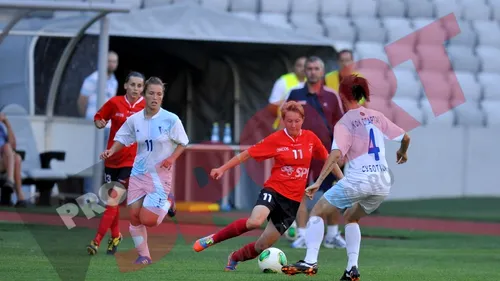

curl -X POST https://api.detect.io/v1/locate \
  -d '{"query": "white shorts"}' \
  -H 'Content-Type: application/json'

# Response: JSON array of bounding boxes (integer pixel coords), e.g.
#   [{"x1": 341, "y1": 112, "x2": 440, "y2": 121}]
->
[
  {"x1": 127, "y1": 173, "x2": 171, "y2": 218},
  {"x1": 323, "y1": 177, "x2": 389, "y2": 214}
]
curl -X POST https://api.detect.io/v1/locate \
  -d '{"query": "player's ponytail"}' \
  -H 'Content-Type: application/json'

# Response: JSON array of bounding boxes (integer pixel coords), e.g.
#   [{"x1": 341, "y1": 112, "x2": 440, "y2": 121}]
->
[{"x1": 339, "y1": 74, "x2": 370, "y2": 103}]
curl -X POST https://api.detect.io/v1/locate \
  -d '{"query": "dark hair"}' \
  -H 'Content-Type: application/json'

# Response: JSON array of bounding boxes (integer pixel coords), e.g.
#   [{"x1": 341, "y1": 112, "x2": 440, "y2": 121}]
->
[
  {"x1": 305, "y1": 56, "x2": 325, "y2": 69},
  {"x1": 125, "y1": 71, "x2": 145, "y2": 83},
  {"x1": 338, "y1": 49, "x2": 353, "y2": 59},
  {"x1": 144, "y1": 76, "x2": 165, "y2": 93},
  {"x1": 339, "y1": 74, "x2": 370, "y2": 102}
]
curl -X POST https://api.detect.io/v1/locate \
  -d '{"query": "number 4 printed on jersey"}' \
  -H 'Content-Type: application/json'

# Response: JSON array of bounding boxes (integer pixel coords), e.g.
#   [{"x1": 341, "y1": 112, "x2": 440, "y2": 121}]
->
[{"x1": 368, "y1": 128, "x2": 380, "y2": 161}]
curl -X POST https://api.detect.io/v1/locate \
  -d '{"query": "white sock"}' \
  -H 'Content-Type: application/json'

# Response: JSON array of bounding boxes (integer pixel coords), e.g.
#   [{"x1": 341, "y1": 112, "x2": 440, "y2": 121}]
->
[
  {"x1": 326, "y1": 225, "x2": 339, "y2": 238},
  {"x1": 345, "y1": 223, "x2": 361, "y2": 270},
  {"x1": 298, "y1": 227, "x2": 306, "y2": 237},
  {"x1": 304, "y1": 216, "x2": 324, "y2": 264}
]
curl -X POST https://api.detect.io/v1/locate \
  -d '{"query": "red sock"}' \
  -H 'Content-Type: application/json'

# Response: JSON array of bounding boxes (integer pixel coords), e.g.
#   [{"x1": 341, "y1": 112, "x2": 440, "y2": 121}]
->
[
  {"x1": 94, "y1": 205, "x2": 118, "y2": 245},
  {"x1": 110, "y1": 206, "x2": 121, "y2": 238},
  {"x1": 231, "y1": 242, "x2": 260, "y2": 262},
  {"x1": 212, "y1": 218, "x2": 249, "y2": 244}
]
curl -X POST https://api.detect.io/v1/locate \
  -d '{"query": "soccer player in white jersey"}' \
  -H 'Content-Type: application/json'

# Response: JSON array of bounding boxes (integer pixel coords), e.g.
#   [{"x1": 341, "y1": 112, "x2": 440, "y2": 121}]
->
[
  {"x1": 282, "y1": 75, "x2": 411, "y2": 280},
  {"x1": 100, "y1": 76, "x2": 189, "y2": 265}
]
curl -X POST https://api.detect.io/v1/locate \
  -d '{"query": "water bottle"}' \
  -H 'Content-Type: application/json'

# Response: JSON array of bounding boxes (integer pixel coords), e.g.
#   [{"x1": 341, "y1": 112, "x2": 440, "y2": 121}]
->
[
  {"x1": 211, "y1": 122, "x2": 220, "y2": 143},
  {"x1": 223, "y1": 123, "x2": 232, "y2": 144}
]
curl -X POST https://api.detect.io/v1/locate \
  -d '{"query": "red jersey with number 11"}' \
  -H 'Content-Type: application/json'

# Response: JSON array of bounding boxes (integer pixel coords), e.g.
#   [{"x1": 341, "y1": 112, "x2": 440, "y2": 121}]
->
[{"x1": 247, "y1": 129, "x2": 328, "y2": 202}]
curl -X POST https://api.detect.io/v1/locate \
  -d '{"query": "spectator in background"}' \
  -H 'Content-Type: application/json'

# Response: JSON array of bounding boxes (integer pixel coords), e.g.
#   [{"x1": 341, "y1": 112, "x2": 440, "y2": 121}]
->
[
  {"x1": 77, "y1": 51, "x2": 119, "y2": 195},
  {"x1": 286, "y1": 56, "x2": 346, "y2": 249},
  {"x1": 325, "y1": 49, "x2": 366, "y2": 107},
  {"x1": 0, "y1": 113, "x2": 27, "y2": 207},
  {"x1": 267, "y1": 56, "x2": 307, "y2": 130}
]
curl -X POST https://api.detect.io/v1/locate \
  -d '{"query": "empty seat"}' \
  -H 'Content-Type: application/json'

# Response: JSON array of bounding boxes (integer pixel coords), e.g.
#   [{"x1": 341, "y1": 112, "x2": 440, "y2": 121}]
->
[
  {"x1": 462, "y1": 2, "x2": 491, "y2": 21},
  {"x1": 333, "y1": 40, "x2": 354, "y2": 51},
  {"x1": 291, "y1": 0, "x2": 320, "y2": 13},
  {"x1": 355, "y1": 41, "x2": 389, "y2": 63},
  {"x1": 200, "y1": 0, "x2": 229, "y2": 11},
  {"x1": 421, "y1": 99, "x2": 456, "y2": 127},
  {"x1": 290, "y1": 13, "x2": 319, "y2": 26},
  {"x1": 172, "y1": 0, "x2": 200, "y2": 4},
  {"x1": 357, "y1": 67, "x2": 392, "y2": 99},
  {"x1": 321, "y1": 0, "x2": 348, "y2": 16},
  {"x1": 491, "y1": 0, "x2": 500, "y2": 21},
  {"x1": 417, "y1": 45, "x2": 452, "y2": 73},
  {"x1": 349, "y1": 0, "x2": 378, "y2": 17},
  {"x1": 478, "y1": 72, "x2": 500, "y2": 100},
  {"x1": 115, "y1": 0, "x2": 144, "y2": 8},
  {"x1": 446, "y1": 45, "x2": 479, "y2": 73},
  {"x1": 259, "y1": 13, "x2": 292, "y2": 29},
  {"x1": 413, "y1": 18, "x2": 447, "y2": 45},
  {"x1": 434, "y1": 0, "x2": 463, "y2": 19},
  {"x1": 352, "y1": 17, "x2": 386, "y2": 43},
  {"x1": 481, "y1": 101, "x2": 500, "y2": 126},
  {"x1": 473, "y1": 20, "x2": 500, "y2": 47},
  {"x1": 230, "y1": 0, "x2": 258, "y2": 12},
  {"x1": 446, "y1": 20, "x2": 477, "y2": 47},
  {"x1": 454, "y1": 102, "x2": 485, "y2": 127},
  {"x1": 392, "y1": 98, "x2": 425, "y2": 124},
  {"x1": 419, "y1": 71, "x2": 452, "y2": 101},
  {"x1": 384, "y1": 17, "x2": 416, "y2": 45},
  {"x1": 295, "y1": 25, "x2": 325, "y2": 36},
  {"x1": 450, "y1": 71, "x2": 481, "y2": 102},
  {"x1": 261, "y1": 0, "x2": 290, "y2": 13},
  {"x1": 391, "y1": 69, "x2": 421, "y2": 100},
  {"x1": 476, "y1": 46, "x2": 500, "y2": 72},
  {"x1": 324, "y1": 16, "x2": 356, "y2": 42},
  {"x1": 378, "y1": 0, "x2": 405, "y2": 17},
  {"x1": 144, "y1": 0, "x2": 172, "y2": 8},
  {"x1": 231, "y1": 11, "x2": 258, "y2": 20},
  {"x1": 407, "y1": 0, "x2": 434, "y2": 18}
]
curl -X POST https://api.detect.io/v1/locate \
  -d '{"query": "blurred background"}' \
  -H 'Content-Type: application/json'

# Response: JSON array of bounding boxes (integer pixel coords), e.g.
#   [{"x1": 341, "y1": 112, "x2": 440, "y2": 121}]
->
[{"x1": 0, "y1": 0, "x2": 499, "y2": 214}]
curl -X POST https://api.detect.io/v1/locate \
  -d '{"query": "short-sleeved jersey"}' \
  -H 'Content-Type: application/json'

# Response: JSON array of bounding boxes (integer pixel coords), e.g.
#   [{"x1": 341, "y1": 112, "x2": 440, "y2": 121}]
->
[
  {"x1": 94, "y1": 95, "x2": 145, "y2": 168},
  {"x1": 114, "y1": 108, "x2": 189, "y2": 177},
  {"x1": 331, "y1": 107, "x2": 405, "y2": 186},
  {"x1": 248, "y1": 129, "x2": 328, "y2": 202}
]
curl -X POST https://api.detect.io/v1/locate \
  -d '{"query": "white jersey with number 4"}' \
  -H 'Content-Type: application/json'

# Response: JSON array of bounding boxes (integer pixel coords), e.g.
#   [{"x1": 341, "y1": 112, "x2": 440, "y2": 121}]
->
[
  {"x1": 114, "y1": 108, "x2": 189, "y2": 177},
  {"x1": 331, "y1": 107, "x2": 405, "y2": 194}
]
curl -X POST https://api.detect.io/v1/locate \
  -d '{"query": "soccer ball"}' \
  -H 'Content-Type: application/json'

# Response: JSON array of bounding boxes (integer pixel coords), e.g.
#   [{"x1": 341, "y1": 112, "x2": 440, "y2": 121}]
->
[
  {"x1": 257, "y1": 247, "x2": 287, "y2": 273},
  {"x1": 284, "y1": 221, "x2": 298, "y2": 241}
]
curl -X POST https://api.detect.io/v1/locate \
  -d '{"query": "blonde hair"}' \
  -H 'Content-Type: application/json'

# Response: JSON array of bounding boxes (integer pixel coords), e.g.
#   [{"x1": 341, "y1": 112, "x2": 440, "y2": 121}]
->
[
  {"x1": 281, "y1": 101, "x2": 305, "y2": 119},
  {"x1": 143, "y1": 76, "x2": 166, "y2": 94}
]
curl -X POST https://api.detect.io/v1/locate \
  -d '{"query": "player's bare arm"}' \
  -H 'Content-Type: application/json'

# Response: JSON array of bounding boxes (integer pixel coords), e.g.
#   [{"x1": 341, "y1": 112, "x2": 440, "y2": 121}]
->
[
  {"x1": 100, "y1": 141, "x2": 125, "y2": 160},
  {"x1": 161, "y1": 144, "x2": 186, "y2": 169},
  {"x1": 396, "y1": 133, "x2": 411, "y2": 164},
  {"x1": 211, "y1": 150, "x2": 251, "y2": 180},
  {"x1": 305, "y1": 150, "x2": 343, "y2": 199}
]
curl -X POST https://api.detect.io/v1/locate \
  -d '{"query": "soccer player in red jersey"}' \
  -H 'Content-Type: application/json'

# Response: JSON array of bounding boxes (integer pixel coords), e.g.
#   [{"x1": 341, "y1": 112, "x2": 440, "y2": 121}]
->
[
  {"x1": 87, "y1": 72, "x2": 145, "y2": 255},
  {"x1": 193, "y1": 101, "x2": 342, "y2": 271}
]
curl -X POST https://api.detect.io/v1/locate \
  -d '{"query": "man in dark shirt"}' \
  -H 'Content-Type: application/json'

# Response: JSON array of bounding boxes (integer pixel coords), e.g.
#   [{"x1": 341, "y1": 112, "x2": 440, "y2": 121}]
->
[{"x1": 286, "y1": 56, "x2": 346, "y2": 249}]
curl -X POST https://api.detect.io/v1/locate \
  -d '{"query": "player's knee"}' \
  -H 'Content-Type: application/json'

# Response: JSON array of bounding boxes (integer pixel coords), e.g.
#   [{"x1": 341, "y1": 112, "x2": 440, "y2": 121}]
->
[
  {"x1": 129, "y1": 209, "x2": 141, "y2": 225},
  {"x1": 139, "y1": 208, "x2": 161, "y2": 227}
]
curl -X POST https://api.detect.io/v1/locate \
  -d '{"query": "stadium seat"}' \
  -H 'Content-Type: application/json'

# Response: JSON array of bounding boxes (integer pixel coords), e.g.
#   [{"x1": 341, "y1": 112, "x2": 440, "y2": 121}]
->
[
  {"x1": 143, "y1": 0, "x2": 172, "y2": 8},
  {"x1": 413, "y1": 18, "x2": 447, "y2": 46},
  {"x1": 333, "y1": 41, "x2": 354, "y2": 51},
  {"x1": 355, "y1": 41, "x2": 390, "y2": 66},
  {"x1": 231, "y1": 11, "x2": 258, "y2": 20},
  {"x1": 418, "y1": 70, "x2": 452, "y2": 101},
  {"x1": 0, "y1": 104, "x2": 67, "y2": 206},
  {"x1": 377, "y1": 0, "x2": 405, "y2": 18},
  {"x1": 478, "y1": 72, "x2": 500, "y2": 101},
  {"x1": 261, "y1": 0, "x2": 290, "y2": 13},
  {"x1": 462, "y1": 2, "x2": 491, "y2": 21},
  {"x1": 295, "y1": 25, "x2": 325, "y2": 36},
  {"x1": 172, "y1": 0, "x2": 200, "y2": 4},
  {"x1": 481, "y1": 101, "x2": 500, "y2": 126},
  {"x1": 490, "y1": 0, "x2": 500, "y2": 21},
  {"x1": 324, "y1": 16, "x2": 356, "y2": 42},
  {"x1": 406, "y1": 0, "x2": 434, "y2": 18},
  {"x1": 200, "y1": 0, "x2": 229, "y2": 11},
  {"x1": 446, "y1": 20, "x2": 477, "y2": 47},
  {"x1": 391, "y1": 69, "x2": 421, "y2": 100},
  {"x1": 420, "y1": 99, "x2": 456, "y2": 127},
  {"x1": 114, "y1": 0, "x2": 144, "y2": 8},
  {"x1": 259, "y1": 13, "x2": 293, "y2": 29},
  {"x1": 450, "y1": 71, "x2": 481, "y2": 103},
  {"x1": 434, "y1": 0, "x2": 463, "y2": 19},
  {"x1": 476, "y1": 46, "x2": 500, "y2": 73},
  {"x1": 472, "y1": 20, "x2": 500, "y2": 48},
  {"x1": 392, "y1": 97, "x2": 425, "y2": 124},
  {"x1": 417, "y1": 45, "x2": 452, "y2": 73},
  {"x1": 349, "y1": 0, "x2": 378, "y2": 17},
  {"x1": 352, "y1": 17, "x2": 386, "y2": 43},
  {"x1": 384, "y1": 17, "x2": 416, "y2": 45},
  {"x1": 357, "y1": 67, "x2": 392, "y2": 99},
  {"x1": 320, "y1": 0, "x2": 348, "y2": 17},
  {"x1": 230, "y1": 0, "x2": 258, "y2": 12},
  {"x1": 454, "y1": 102, "x2": 485, "y2": 127},
  {"x1": 446, "y1": 45, "x2": 479, "y2": 73},
  {"x1": 291, "y1": 0, "x2": 320, "y2": 14},
  {"x1": 290, "y1": 13, "x2": 320, "y2": 27}
]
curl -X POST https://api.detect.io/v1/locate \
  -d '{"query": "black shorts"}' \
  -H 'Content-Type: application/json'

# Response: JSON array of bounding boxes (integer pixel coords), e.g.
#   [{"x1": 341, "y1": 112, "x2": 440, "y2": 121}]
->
[
  {"x1": 255, "y1": 188, "x2": 300, "y2": 235},
  {"x1": 104, "y1": 167, "x2": 132, "y2": 188}
]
